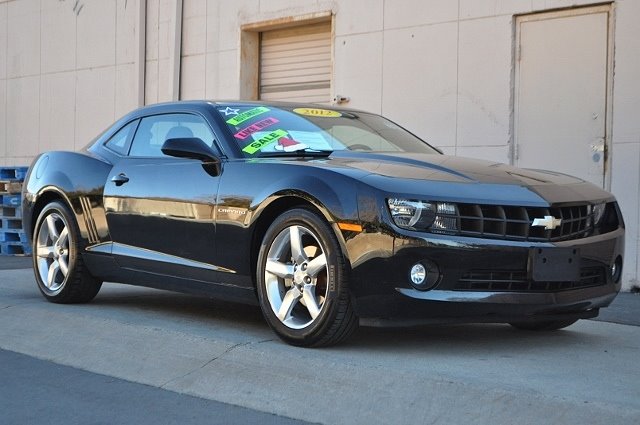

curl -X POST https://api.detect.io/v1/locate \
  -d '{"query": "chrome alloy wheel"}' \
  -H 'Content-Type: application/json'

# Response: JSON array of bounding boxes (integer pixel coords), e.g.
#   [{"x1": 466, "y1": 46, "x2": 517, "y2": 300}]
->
[
  {"x1": 36, "y1": 212, "x2": 71, "y2": 292},
  {"x1": 264, "y1": 225, "x2": 328, "y2": 329}
]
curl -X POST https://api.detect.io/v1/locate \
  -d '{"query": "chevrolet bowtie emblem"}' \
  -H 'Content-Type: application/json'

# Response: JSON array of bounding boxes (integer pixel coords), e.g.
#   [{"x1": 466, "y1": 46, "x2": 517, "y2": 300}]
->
[{"x1": 532, "y1": 215, "x2": 562, "y2": 230}]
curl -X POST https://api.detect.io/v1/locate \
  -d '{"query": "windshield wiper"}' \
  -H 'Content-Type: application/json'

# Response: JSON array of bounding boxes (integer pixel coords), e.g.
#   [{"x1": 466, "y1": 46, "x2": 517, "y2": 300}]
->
[{"x1": 258, "y1": 149, "x2": 333, "y2": 158}]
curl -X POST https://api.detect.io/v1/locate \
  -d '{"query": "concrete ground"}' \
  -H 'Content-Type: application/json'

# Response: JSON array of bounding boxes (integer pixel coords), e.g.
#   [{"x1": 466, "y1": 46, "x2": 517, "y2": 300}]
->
[{"x1": 1, "y1": 256, "x2": 639, "y2": 424}]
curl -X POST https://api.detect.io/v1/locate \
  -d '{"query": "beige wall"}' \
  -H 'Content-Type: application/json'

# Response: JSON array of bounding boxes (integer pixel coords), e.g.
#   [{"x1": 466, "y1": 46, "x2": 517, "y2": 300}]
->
[
  {"x1": 0, "y1": 0, "x2": 141, "y2": 167},
  {"x1": 1, "y1": 0, "x2": 639, "y2": 290}
]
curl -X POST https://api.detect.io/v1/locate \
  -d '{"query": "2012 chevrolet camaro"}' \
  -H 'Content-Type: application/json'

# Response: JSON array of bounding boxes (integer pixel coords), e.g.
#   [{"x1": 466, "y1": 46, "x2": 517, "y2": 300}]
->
[{"x1": 22, "y1": 101, "x2": 624, "y2": 346}]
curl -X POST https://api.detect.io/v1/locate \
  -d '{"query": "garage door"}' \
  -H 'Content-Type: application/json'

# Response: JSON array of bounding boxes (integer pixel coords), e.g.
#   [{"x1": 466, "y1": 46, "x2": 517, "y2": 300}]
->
[{"x1": 259, "y1": 21, "x2": 332, "y2": 103}]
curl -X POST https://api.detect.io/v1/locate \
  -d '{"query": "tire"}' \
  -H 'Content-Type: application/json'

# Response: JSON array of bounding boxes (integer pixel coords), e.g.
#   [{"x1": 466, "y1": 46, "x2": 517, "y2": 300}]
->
[
  {"x1": 509, "y1": 319, "x2": 578, "y2": 331},
  {"x1": 256, "y1": 208, "x2": 358, "y2": 347},
  {"x1": 32, "y1": 201, "x2": 102, "y2": 303}
]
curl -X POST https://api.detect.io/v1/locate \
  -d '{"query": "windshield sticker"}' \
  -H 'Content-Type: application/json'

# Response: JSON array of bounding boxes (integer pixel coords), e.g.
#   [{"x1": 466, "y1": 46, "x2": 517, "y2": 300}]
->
[
  {"x1": 218, "y1": 107, "x2": 239, "y2": 116},
  {"x1": 227, "y1": 106, "x2": 270, "y2": 126},
  {"x1": 234, "y1": 117, "x2": 279, "y2": 140},
  {"x1": 242, "y1": 129, "x2": 288, "y2": 154},
  {"x1": 293, "y1": 108, "x2": 342, "y2": 118},
  {"x1": 275, "y1": 137, "x2": 309, "y2": 152}
]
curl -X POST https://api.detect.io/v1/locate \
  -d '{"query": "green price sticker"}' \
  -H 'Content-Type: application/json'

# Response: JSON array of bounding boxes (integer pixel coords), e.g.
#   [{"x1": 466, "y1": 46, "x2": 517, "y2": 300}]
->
[
  {"x1": 242, "y1": 129, "x2": 288, "y2": 154},
  {"x1": 227, "y1": 106, "x2": 270, "y2": 126}
]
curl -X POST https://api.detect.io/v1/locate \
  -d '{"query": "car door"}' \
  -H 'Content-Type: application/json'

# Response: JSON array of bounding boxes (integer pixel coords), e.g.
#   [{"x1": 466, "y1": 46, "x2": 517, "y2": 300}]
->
[{"x1": 103, "y1": 112, "x2": 224, "y2": 282}]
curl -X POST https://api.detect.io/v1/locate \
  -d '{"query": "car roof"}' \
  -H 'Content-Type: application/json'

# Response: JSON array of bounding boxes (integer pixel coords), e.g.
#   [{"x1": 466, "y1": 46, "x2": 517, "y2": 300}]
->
[{"x1": 129, "y1": 99, "x2": 368, "y2": 116}]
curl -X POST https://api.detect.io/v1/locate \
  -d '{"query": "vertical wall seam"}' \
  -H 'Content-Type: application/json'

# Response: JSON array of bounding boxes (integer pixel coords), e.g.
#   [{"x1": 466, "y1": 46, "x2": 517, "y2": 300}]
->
[
  {"x1": 4, "y1": 3, "x2": 8, "y2": 162},
  {"x1": 204, "y1": 0, "x2": 208, "y2": 98},
  {"x1": 73, "y1": 2, "x2": 78, "y2": 150},
  {"x1": 156, "y1": 0, "x2": 160, "y2": 103},
  {"x1": 114, "y1": 0, "x2": 118, "y2": 120},
  {"x1": 139, "y1": 0, "x2": 146, "y2": 106},
  {"x1": 637, "y1": 142, "x2": 640, "y2": 286},
  {"x1": 380, "y1": 0, "x2": 385, "y2": 115},
  {"x1": 454, "y1": 0, "x2": 460, "y2": 155}
]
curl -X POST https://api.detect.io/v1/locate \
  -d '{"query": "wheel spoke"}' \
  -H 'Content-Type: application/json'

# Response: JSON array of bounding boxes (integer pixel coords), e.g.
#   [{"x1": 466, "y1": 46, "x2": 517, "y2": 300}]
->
[
  {"x1": 46, "y1": 215, "x2": 59, "y2": 240},
  {"x1": 277, "y1": 286, "x2": 302, "y2": 321},
  {"x1": 265, "y1": 259, "x2": 294, "y2": 279},
  {"x1": 47, "y1": 261, "x2": 60, "y2": 289},
  {"x1": 58, "y1": 256, "x2": 69, "y2": 277},
  {"x1": 56, "y1": 226, "x2": 69, "y2": 248},
  {"x1": 306, "y1": 254, "x2": 326, "y2": 277},
  {"x1": 289, "y1": 226, "x2": 307, "y2": 264},
  {"x1": 302, "y1": 284, "x2": 321, "y2": 319},
  {"x1": 36, "y1": 245, "x2": 55, "y2": 259}
]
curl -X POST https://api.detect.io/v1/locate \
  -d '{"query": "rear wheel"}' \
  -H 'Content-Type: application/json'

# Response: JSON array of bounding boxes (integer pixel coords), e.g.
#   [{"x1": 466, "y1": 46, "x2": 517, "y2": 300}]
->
[
  {"x1": 509, "y1": 319, "x2": 578, "y2": 331},
  {"x1": 32, "y1": 201, "x2": 102, "y2": 303},
  {"x1": 256, "y1": 208, "x2": 358, "y2": 347}
]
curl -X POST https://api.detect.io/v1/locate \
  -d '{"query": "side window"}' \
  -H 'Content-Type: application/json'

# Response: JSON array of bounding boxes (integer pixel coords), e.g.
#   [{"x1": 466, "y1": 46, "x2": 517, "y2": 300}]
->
[
  {"x1": 129, "y1": 113, "x2": 218, "y2": 157},
  {"x1": 104, "y1": 120, "x2": 138, "y2": 155}
]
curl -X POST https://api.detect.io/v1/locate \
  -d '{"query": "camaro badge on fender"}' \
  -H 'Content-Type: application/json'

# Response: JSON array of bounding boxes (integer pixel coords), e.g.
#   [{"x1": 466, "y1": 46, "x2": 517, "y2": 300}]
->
[{"x1": 532, "y1": 215, "x2": 562, "y2": 230}]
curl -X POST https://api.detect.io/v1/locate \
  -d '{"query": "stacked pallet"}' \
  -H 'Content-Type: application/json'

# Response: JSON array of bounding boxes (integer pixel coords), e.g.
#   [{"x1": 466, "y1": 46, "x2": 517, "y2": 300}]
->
[{"x1": 0, "y1": 167, "x2": 31, "y2": 256}]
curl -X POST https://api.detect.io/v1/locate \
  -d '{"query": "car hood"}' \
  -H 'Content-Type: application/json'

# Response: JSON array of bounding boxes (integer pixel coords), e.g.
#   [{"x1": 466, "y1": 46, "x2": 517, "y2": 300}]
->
[{"x1": 322, "y1": 152, "x2": 613, "y2": 205}]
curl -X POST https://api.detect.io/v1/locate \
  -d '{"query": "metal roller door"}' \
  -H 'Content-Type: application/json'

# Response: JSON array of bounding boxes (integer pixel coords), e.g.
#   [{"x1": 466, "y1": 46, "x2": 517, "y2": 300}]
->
[{"x1": 259, "y1": 21, "x2": 332, "y2": 103}]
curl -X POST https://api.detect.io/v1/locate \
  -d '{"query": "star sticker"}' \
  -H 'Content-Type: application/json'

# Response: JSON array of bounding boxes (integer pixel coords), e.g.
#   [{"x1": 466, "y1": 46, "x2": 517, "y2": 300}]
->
[{"x1": 219, "y1": 107, "x2": 239, "y2": 116}]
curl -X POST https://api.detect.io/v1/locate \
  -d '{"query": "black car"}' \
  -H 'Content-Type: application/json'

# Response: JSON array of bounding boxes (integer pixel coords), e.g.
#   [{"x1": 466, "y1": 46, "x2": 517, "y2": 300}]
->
[{"x1": 22, "y1": 101, "x2": 624, "y2": 347}]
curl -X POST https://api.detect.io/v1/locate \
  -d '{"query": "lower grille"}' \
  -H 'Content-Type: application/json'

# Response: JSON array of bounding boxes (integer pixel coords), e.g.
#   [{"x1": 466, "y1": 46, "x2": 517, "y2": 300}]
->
[{"x1": 455, "y1": 266, "x2": 606, "y2": 292}]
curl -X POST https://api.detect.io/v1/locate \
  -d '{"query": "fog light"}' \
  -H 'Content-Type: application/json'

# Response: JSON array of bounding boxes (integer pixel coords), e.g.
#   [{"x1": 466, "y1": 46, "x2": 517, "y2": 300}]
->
[
  {"x1": 408, "y1": 260, "x2": 441, "y2": 291},
  {"x1": 410, "y1": 263, "x2": 426, "y2": 285},
  {"x1": 612, "y1": 256, "x2": 623, "y2": 283}
]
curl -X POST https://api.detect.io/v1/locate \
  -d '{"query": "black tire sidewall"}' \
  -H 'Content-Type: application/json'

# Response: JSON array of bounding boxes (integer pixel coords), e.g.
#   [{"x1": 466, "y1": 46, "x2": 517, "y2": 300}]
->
[
  {"x1": 257, "y1": 208, "x2": 346, "y2": 345},
  {"x1": 32, "y1": 201, "x2": 81, "y2": 299}
]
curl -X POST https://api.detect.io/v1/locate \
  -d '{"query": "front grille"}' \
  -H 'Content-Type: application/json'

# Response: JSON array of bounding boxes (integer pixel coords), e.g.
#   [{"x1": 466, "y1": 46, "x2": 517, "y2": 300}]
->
[
  {"x1": 434, "y1": 203, "x2": 617, "y2": 242},
  {"x1": 455, "y1": 266, "x2": 606, "y2": 292}
]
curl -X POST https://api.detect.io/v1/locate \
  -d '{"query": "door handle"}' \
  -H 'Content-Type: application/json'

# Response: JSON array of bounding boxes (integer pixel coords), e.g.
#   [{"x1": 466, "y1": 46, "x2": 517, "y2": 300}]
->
[{"x1": 111, "y1": 173, "x2": 130, "y2": 186}]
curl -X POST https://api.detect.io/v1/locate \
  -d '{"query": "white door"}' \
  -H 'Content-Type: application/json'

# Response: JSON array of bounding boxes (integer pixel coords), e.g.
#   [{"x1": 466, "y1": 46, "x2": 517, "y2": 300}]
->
[{"x1": 514, "y1": 6, "x2": 611, "y2": 188}]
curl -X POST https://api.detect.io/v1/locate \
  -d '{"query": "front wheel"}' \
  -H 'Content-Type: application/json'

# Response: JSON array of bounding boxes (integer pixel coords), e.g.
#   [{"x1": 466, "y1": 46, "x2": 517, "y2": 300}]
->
[
  {"x1": 509, "y1": 319, "x2": 578, "y2": 331},
  {"x1": 32, "y1": 201, "x2": 102, "y2": 303},
  {"x1": 256, "y1": 208, "x2": 358, "y2": 347}
]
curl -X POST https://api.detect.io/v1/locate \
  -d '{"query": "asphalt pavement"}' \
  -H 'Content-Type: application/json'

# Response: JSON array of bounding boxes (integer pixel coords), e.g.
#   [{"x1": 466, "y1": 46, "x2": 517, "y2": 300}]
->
[
  {"x1": 1, "y1": 348, "x2": 314, "y2": 425},
  {"x1": 1, "y1": 255, "x2": 639, "y2": 425}
]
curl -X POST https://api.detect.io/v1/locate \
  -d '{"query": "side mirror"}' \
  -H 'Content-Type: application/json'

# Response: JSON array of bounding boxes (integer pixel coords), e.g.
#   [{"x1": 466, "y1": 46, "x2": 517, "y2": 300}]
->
[
  {"x1": 162, "y1": 137, "x2": 218, "y2": 162},
  {"x1": 161, "y1": 137, "x2": 222, "y2": 176}
]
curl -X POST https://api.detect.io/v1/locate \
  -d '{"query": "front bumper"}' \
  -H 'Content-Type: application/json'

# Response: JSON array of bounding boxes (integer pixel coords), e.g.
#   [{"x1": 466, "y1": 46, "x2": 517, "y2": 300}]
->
[{"x1": 349, "y1": 226, "x2": 624, "y2": 324}]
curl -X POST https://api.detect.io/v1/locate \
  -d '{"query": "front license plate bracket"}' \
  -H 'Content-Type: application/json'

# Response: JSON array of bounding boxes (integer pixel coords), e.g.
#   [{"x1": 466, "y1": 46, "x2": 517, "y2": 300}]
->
[{"x1": 529, "y1": 247, "x2": 580, "y2": 282}]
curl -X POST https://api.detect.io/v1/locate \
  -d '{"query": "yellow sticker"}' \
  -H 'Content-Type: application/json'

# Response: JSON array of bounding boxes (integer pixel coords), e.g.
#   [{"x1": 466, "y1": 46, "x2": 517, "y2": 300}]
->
[{"x1": 293, "y1": 108, "x2": 342, "y2": 118}]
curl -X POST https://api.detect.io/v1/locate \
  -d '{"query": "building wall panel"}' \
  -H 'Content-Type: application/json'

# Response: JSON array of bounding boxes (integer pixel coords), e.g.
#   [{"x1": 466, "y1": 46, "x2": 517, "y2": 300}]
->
[
  {"x1": 457, "y1": 15, "x2": 511, "y2": 149},
  {"x1": 77, "y1": 0, "x2": 116, "y2": 69},
  {"x1": 384, "y1": 0, "x2": 458, "y2": 29},
  {"x1": 382, "y1": 22, "x2": 458, "y2": 148},
  {"x1": 75, "y1": 68, "x2": 115, "y2": 148},
  {"x1": 6, "y1": 75, "x2": 39, "y2": 158},
  {"x1": 0, "y1": 3, "x2": 6, "y2": 80},
  {"x1": 40, "y1": 1, "x2": 76, "y2": 74},
  {"x1": 334, "y1": 32, "x2": 383, "y2": 113},
  {"x1": 40, "y1": 72, "x2": 76, "y2": 153},
  {"x1": 7, "y1": 0, "x2": 40, "y2": 78}
]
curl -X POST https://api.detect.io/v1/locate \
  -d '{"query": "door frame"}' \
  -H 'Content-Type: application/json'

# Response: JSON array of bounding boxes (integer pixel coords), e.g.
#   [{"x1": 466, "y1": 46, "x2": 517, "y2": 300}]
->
[{"x1": 511, "y1": 4, "x2": 615, "y2": 190}]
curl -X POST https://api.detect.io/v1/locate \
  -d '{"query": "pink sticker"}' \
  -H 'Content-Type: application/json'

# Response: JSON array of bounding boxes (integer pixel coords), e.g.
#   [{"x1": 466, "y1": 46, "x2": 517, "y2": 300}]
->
[{"x1": 234, "y1": 117, "x2": 279, "y2": 140}]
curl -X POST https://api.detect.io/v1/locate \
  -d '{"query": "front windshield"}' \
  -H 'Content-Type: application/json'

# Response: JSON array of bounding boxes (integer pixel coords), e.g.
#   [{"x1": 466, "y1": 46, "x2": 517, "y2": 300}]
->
[{"x1": 215, "y1": 104, "x2": 440, "y2": 157}]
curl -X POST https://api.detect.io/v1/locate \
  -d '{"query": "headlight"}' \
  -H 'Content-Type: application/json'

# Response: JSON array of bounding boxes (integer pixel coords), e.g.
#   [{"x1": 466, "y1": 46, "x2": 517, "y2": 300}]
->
[
  {"x1": 592, "y1": 202, "x2": 606, "y2": 226},
  {"x1": 387, "y1": 198, "x2": 458, "y2": 232}
]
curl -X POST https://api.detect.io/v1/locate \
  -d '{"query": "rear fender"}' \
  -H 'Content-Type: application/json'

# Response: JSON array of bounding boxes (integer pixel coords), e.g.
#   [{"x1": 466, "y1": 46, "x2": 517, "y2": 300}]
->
[{"x1": 22, "y1": 151, "x2": 113, "y2": 247}]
